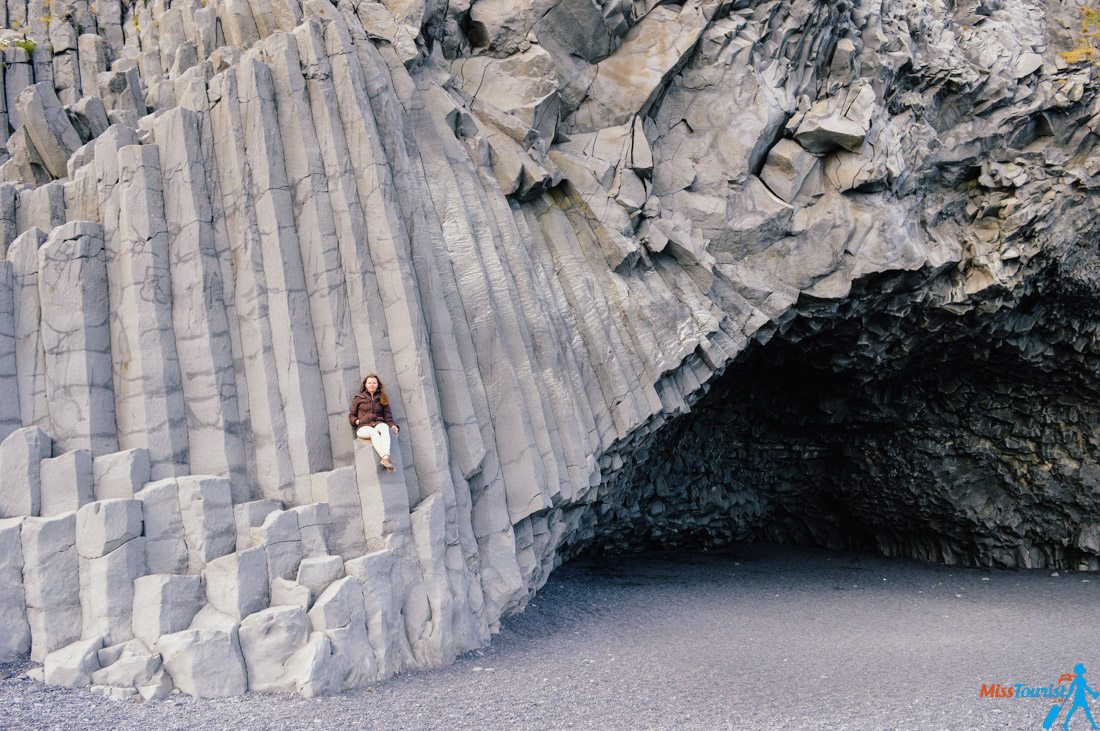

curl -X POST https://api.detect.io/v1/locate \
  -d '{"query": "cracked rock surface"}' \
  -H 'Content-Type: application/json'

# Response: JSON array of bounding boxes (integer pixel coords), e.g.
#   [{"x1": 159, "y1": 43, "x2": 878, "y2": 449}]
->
[{"x1": 0, "y1": 0, "x2": 1094, "y2": 699}]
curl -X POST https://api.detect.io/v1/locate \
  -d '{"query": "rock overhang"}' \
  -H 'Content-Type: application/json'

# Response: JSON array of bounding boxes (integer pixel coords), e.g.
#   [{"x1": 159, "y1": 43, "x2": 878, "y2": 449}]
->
[{"x1": 571, "y1": 257, "x2": 1100, "y2": 570}]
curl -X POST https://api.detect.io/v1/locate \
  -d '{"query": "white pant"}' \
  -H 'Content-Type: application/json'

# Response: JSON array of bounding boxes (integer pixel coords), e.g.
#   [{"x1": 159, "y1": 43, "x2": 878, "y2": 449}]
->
[{"x1": 356, "y1": 424, "x2": 391, "y2": 459}]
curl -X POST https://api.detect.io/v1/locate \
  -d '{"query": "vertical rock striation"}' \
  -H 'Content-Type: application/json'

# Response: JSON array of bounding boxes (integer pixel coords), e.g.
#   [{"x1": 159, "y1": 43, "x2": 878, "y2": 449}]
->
[{"x1": 0, "y1": 0, "x2": 1095, "y2": 698}]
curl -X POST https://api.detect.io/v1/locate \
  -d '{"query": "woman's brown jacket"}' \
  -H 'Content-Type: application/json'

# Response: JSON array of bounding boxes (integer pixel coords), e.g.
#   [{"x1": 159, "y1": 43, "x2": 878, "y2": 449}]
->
[{"x1": 348, "y1": 392, "x2": 396, "y2": 430}]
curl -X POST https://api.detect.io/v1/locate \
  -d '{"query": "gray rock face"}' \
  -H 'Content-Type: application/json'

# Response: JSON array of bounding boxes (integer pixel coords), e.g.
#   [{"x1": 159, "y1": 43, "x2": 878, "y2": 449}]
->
[
  {"x1": 13, "y1": 83, "x2": 83, "y2": 180},
  {"x1": 39, "y1": 449, "x2": 94, "y2": 517},
  {"x1": 238, "y1": 606, "x2": 310, "y2": 693},
  {"x1": 92, "y1": 448, "x2": 151, "y2": 501},
  {"x1": 90, "y1": 642, "x2": 163, "y2": 689},
  {"x1": 157, "y1": 629, "x2": 248, "y2": 697},
  {"x1": 37, "y1": 223, "x2": 116, "y2": 456},
  {"x1": 177, "y1": 475, "x2": 236, "y2": 572},
  {"x1": 135, "y1": 478, "x2": 189, "y2": 574},
  {"x1": 251, "y1": 508, "x2": 302, "y2": 582},
  {"x1": 43, "y1": 635, "x2": 102, "y2": 687},
  {"x1": 131, "y1": 574, "x2": 204, "y2": 648},
  {"x1": 21, "y1": 512, "x2": 80, "y2": 661},
  {"x1": 75, "y1": 499, "x2": 142, "y2": 559},
  {"x1": 296, "y1": 554, "x2": 343, "y2": 598},
  {"x1": 308, "y1": 576, "x2": 376, "y2": 687},
  {"x1": 0, "y1": 426, "x2": 51, "y2": 518},
  {"x1": 759, "y1": 139, "x2": 820, "y2": 204},
  {"x1": 203, "y1": 546, "x2": 269, "y2": 619},
  {"x1": 0, "y1": 517, "x2": 31, "y2": 661},
  {"x1": 270, "y1": 577, "x2": 311, "y2": 609},
  {"x1": 0, "y1": 0, "x2": 1095, "y2": 702},
  {"x1": 234, "y1": 499, "x2": 282, "y2": 551},
  {"x1": 79, "y1": 535, "x2": 146, "y2": 644}
]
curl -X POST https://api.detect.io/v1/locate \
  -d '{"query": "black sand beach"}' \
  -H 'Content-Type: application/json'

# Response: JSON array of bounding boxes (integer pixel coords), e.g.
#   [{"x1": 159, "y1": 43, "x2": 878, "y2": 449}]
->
[{"x1": 4, "y1": 544, "x2": 1099, "y2": 730}]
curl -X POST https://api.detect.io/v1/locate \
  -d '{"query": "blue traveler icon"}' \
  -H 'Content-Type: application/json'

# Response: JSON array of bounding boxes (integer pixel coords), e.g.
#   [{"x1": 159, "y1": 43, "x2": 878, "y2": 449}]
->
[{"x1": 1046, "y1": 664, "x2": 1100, "y2": 730}]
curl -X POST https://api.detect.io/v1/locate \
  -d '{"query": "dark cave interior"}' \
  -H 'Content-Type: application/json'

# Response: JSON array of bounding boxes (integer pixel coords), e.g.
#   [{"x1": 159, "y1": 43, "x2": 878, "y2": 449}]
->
[{"x1": 574, "y1": 264, "x2": 1100, "y2": 570}]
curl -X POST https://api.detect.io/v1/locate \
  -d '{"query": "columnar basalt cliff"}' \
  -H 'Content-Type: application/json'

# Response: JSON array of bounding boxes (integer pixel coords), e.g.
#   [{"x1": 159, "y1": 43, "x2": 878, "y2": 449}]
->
[{"x1": 0, "y1": 0, "x2": 1096, "y2": 698}]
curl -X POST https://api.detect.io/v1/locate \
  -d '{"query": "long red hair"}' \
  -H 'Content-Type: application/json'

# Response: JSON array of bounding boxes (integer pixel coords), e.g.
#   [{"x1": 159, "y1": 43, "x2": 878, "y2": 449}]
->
[{"x1": 360, "y1": 373, "x2": 389, "y2": 406}]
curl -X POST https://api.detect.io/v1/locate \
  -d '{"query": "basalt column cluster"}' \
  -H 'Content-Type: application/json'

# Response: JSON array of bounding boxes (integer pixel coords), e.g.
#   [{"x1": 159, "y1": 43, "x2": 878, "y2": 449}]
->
[{"x1": 0, "y1": 0, "x2": 1095, "y2": 699}]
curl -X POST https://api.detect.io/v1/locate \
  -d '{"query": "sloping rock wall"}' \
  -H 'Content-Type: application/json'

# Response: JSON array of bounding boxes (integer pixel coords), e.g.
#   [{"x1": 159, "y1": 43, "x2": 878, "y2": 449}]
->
[{"x1": 0, "y1": 0, "x2": 1095, "y2": 698}]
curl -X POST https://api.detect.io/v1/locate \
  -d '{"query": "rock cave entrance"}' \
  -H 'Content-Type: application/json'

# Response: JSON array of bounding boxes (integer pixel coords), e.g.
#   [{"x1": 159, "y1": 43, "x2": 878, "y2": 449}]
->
[{"x1": 578, "y1": 265, "x2": 1100, "y2": 571}]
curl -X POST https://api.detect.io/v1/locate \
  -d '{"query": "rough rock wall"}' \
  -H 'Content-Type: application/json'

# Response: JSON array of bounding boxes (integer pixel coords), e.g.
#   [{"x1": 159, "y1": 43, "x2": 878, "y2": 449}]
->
[{"x1": 0, "y1": 0, "x2": 1095, "y2": 699}]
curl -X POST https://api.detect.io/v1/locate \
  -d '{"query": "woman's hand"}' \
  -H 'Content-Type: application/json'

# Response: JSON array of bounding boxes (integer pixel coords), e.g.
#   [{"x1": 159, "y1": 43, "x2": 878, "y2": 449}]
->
[
  {"x1": 391, "y1": 425, "x2": 399, "y2": 433},
  {"x1": 354, "y1": 418, "x2": 360, "y2": 426}
]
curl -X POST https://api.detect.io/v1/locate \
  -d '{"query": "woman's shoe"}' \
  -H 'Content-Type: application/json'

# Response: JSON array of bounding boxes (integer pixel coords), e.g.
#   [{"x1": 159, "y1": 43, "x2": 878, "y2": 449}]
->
[{"x1": 380, "y1": 455, "x2": 394, "y2": 471}]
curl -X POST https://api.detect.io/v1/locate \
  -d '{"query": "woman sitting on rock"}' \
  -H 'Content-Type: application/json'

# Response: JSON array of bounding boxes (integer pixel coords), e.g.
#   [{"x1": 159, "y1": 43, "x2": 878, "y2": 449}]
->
[{"x1": 348, "y1": 373, "x2": 400, "y2": 471}]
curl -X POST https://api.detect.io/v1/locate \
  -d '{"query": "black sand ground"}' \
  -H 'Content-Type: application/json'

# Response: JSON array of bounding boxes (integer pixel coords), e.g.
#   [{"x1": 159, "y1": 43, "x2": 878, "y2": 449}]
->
[{"x1": 3, "y1": 544, "x2": 1099, "y2": 730}]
